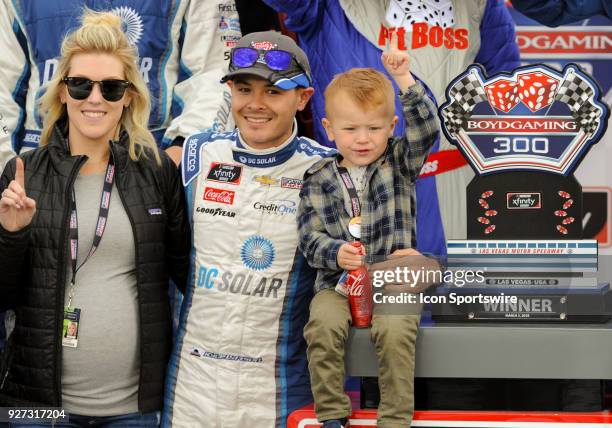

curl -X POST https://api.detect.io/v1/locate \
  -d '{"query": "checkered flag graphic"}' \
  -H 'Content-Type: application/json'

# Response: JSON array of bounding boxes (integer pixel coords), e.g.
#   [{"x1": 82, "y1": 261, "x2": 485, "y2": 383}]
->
[
  {"x1": 441, "y1": 71, "x2": 487, "y2": 134},
  {"x1": 576, "y1": 104, "x2": 601, "y2": 134},
  {"x1": 555, "y1": 70, "x2": 602, "y2": 134},
  {"x1": 555, "y1": 71, "x2": 594, "y2": 111}
]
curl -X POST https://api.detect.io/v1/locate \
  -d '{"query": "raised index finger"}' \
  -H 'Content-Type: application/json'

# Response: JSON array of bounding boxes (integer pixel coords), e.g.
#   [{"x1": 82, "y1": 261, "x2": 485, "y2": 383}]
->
[
  {"x1": 15, "y1": 157, "x2": 25, "y2": 189},
  {"x1": 388, "y1": 28, "x2": 404, "y2": 53}
]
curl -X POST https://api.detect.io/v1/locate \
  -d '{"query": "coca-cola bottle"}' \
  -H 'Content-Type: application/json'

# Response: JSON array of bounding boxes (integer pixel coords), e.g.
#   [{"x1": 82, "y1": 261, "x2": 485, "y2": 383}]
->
[{"x1": 346, "y1": 241, "x2": 373, "y2": 328}]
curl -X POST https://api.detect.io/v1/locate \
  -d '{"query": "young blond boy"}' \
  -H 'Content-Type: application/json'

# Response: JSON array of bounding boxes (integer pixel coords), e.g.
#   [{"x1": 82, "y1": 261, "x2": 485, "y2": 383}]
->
[{"x1": 297, "y1": 48, "x2": 440, "y2": 428}]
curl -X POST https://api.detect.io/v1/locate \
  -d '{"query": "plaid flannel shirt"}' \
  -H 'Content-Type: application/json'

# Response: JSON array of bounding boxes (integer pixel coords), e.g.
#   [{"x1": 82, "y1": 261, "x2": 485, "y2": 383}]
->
[{"x1": 297, "y1": 81, "x2": 440, "y2": 293}]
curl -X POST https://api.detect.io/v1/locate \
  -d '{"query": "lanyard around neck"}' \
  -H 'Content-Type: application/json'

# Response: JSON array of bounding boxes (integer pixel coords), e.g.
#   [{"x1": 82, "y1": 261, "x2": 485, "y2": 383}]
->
[
  {"x1": 337, "y1": 163, "x2": 361, "y2": 219},
  {"x1": 68, "y1": 157, "x2": 116, "y2": 286}
]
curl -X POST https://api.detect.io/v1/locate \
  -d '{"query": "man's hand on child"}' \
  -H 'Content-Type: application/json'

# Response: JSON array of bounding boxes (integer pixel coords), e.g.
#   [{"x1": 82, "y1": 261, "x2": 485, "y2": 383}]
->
[
  {"x1": 337, "y1": 243, "x2": 365, "y2": 270},
  {"x1": 381, "y1": 31, "x2": 416, "y2": 92}
]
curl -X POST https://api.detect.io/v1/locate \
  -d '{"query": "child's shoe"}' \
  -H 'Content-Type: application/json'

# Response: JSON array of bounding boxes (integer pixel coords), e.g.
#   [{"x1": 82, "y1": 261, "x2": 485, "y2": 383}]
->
[{"x1": 322, "y1": 418, "x2": 350, "y2": 428}]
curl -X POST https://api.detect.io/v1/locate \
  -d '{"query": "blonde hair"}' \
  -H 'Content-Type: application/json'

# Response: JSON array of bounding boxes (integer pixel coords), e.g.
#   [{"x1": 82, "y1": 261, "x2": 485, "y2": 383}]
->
[
  {"x1": 324, "y1": 68, "x2": 395, "y2": 118},
  {"x1": 39, "y1": 9, "x2": 160, "y2": 164}
]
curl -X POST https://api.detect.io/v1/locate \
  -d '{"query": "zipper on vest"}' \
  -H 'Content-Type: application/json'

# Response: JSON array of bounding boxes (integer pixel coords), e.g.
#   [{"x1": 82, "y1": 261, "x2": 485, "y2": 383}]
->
[
  {"x1": 54, "y1": 155, "x2": 87, "y2": 406},
  {"x1": 111, "y1": 147, "x2": 144, "y2": 412},
  {"x1": 0, "y1": 365, "x2": 9, "y2": 390}
]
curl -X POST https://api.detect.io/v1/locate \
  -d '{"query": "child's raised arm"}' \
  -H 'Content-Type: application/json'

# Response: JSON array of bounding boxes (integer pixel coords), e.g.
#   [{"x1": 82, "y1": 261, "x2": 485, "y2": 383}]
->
[{"x1": 381, "y1": 31, "x2": 416, "y2": 93}]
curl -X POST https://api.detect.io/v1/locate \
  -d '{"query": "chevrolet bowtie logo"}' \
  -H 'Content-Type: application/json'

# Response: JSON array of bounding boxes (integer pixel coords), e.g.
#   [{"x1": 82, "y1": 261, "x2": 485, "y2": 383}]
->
[{"x1": 254, "y1": 175, "x2": 279, "y2": 186}]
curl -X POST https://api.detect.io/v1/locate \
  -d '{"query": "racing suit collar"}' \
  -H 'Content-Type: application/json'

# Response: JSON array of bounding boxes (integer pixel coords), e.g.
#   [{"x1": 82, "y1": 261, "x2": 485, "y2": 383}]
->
[{"x1": 232, "y1": 119, "x2": 299, "y2": 168}]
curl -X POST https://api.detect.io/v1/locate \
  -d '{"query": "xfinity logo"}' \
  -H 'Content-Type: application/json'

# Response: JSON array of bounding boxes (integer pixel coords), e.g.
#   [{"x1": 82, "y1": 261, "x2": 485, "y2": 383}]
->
[
  {"x1": 206, "y1": 162, "x2": 242, "y2": 185},
  {"x1": 507, "y1": 192, "x2": 541, "y2": 209}
]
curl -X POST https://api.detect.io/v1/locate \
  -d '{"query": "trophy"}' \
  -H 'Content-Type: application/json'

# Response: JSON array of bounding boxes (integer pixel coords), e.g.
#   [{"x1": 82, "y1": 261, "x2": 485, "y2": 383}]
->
[{"x1": 434, "y1": 63, "x2": 610, "y2": 322}]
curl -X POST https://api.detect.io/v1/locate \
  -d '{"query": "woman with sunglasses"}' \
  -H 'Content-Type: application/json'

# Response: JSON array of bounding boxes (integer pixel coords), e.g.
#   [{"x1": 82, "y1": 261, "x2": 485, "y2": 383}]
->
[{"x1": 0, "y1": 10, "x2": 189, "y2": 426}]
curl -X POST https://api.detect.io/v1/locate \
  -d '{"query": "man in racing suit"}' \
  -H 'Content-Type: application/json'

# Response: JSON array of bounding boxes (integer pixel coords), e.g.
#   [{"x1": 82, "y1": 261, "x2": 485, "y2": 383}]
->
[
  {"x1": 0, "y1": 0, "x2": 240, "y2": 169},
  {"x1": 163, "y1": 31, "x2": 334, "y2": 427}
]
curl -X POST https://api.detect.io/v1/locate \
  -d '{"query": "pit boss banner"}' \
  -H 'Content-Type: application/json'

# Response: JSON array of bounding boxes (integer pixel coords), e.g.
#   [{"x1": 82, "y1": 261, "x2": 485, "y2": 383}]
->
[{"x1": 439, "y1": 63, "x2": 609, "y2": 176}]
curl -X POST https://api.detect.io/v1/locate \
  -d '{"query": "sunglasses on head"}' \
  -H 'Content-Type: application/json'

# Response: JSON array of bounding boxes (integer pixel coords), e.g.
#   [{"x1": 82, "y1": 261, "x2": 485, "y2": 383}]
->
[
  {"x1": 231, "y1": 47, "x2": 298, "y2": 72},
  {"x1": 62, "y1": 77, "x2": 130, "y2": 102}
]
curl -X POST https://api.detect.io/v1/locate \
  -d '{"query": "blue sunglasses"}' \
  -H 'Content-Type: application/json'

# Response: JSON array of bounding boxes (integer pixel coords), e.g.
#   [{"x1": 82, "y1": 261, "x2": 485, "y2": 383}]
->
[{"x1": 231, "y1": 47, "x2": 296, "y2": 72}]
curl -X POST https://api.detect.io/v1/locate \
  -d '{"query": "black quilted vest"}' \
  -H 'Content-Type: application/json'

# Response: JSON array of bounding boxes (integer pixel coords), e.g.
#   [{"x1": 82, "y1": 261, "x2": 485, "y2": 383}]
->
[{"x1": 0, "y1": 125, "x2": 190, "y2": 412}]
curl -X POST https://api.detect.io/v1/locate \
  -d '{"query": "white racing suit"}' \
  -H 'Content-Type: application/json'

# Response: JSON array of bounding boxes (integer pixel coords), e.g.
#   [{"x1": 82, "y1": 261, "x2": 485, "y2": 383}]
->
[
  {"x1": 0, "y1": 0, "x2": 240, "y2": 171},
  {"x1": 163, "y1": 124, "x2": 334, "y2": 427}
]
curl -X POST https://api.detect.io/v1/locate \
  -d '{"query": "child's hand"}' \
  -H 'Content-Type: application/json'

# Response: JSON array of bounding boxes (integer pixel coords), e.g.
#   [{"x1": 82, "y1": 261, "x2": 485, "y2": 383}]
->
[
  {"x1": 337, "y1": 243, "x2": 365, "y2": 270},
  {"x1": 381, "y1": 31, "x2": 416, "y2": 92}
]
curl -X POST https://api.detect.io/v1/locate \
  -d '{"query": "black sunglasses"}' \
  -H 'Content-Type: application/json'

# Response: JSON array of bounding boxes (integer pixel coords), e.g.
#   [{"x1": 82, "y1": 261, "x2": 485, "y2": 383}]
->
[{"x1": 62, "y1": 77, "x2": 130, "y2": 102}]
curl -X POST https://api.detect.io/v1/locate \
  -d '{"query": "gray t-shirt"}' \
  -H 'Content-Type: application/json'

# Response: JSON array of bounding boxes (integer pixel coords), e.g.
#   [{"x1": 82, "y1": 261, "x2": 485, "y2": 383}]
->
[{"x1": 61, "y1": 171, "x2": 139, "y2": 416}]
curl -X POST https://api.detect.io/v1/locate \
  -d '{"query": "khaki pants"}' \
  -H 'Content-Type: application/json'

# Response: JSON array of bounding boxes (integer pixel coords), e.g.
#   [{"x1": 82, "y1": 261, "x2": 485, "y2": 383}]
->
[{"x1": 304, "y1": 289, "x2": 421, "y2": 428}]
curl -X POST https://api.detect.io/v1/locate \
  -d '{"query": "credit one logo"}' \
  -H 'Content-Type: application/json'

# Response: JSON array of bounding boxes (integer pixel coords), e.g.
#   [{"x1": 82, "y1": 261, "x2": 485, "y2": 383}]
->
[{"x1": 253, "y1": 199, "x2": 297, "y2": 215}]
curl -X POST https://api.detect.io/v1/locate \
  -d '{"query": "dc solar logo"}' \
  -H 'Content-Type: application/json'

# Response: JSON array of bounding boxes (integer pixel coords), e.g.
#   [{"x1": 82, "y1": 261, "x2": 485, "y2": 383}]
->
[
  {"x1": 439, "y1": 63, "x2": 609, "y2": 175},
  {"x1": 241, "y1": 236, "x2": 275, "y2": 271},
  {"x1": 111, "y1": 7, "x2": 143, "y2": 46}
]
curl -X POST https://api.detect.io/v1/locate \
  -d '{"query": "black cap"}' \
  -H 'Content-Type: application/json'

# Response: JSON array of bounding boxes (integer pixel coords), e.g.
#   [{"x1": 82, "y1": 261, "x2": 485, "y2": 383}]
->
[{"x1": 220, "y1": 31, "x2": 312, "y2": 89}]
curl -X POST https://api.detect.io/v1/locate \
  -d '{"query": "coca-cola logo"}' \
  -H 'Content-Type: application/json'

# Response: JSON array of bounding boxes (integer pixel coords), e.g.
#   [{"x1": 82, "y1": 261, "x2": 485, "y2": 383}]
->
[
  {"x1": 203, "y1": 186, "x2": 235, "y2": 205},
  {"x1": 338, "y1": 270, "x2": 367, "y2": 296},
  {"x1": 342, "y1": 271, "x2": 365, "y2": 296},
  {"x1": 348, "y1": 280, "x2": 365, "y2": 297}
]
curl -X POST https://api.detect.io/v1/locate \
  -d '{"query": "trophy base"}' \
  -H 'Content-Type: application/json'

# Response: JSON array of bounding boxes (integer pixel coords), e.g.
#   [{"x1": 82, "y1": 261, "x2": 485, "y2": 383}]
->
[{"x1": 431, "y1": 283, "x2": 611, "y2": 323}]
